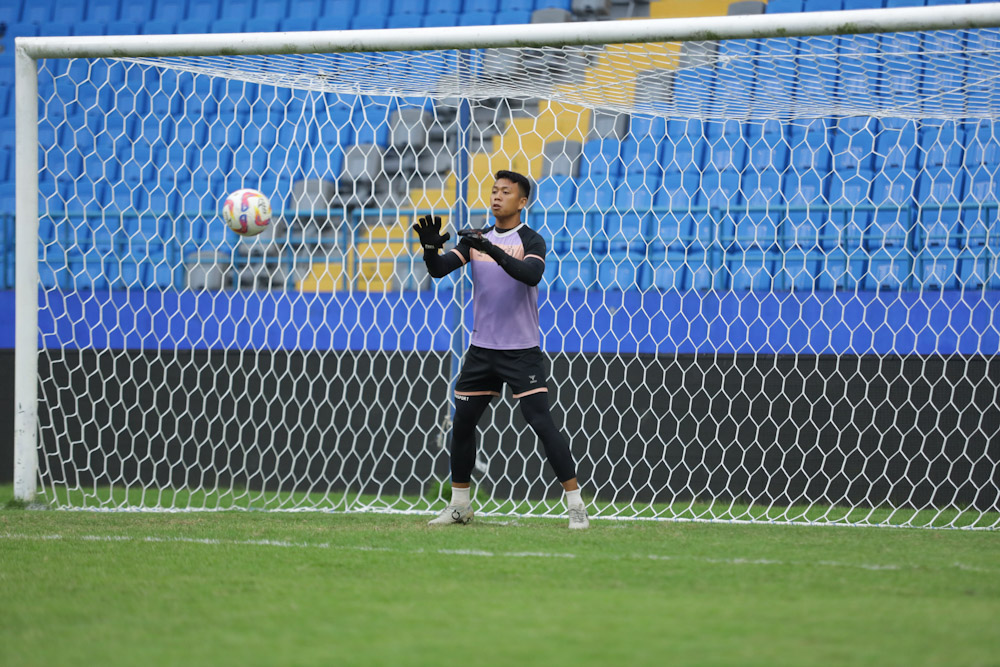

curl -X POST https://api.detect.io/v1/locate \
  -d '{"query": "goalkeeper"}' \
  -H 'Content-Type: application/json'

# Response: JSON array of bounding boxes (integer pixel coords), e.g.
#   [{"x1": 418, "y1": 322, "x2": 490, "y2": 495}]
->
[{"x1": 413, "y1": 170, "x2": 588, "y2": 530}]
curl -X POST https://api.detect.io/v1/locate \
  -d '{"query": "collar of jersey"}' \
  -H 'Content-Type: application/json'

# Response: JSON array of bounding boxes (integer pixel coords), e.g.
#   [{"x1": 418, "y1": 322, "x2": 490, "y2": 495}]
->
[{"x1": 491, "y1": 223, "x2": 523, "y2": 238}]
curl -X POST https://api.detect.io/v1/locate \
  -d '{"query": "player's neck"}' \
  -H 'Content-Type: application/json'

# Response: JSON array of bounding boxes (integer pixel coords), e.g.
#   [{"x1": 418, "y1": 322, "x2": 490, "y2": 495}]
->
[{"x1": 494, "y1": 214, "x2": 521, "y2": 231}]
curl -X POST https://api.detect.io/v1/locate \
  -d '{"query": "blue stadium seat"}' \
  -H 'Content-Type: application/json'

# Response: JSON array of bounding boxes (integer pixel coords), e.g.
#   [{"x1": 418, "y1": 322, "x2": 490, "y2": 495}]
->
[
  {"x1": 917, "y1": 250, "x2": 959, "y2": 290},
  {"x1": 142, "y1": 19, "x2": 177, "y2": 34},
  {"x1": 176, "y1": 18, "x2": 211, "y2": 33},
  {"x1": 258, "y1": 0, "x2": 290, "y2": 18},
  {"x1": 315, "y1": 14, "x2": 353, "y2": 29},
  {"x1": 581, "y1": 138, "x2": 623, "y2": 179},
  {"x1": 392, "y1": 0, "x2": 427, "y2": 13},
  {"x1": 186, "y1": 0, "x2": 220, "y2": 21},
  {"x1": 152, "y1": 0, "x2": 188, "y2": 22},
  {"x1": 495, "y1": 10, "x2": 531, "y2": 23},
  {"x1": 736, "y1": 169, "x2": 783, "y2": 249},
  {"x1": 20, "y1": 0, "x2": 55, "y2": 24},
  {"x1": 459, "y1": 12, "x2": 495, "y2": 24},
  {"x1": 279, "y1": 16, "x2": 316, "y2": 30},
  {"x1": 766, "y1": 0, "x2": 804, "y2": 11},
  {"x1": 351, "y1": 14, "x2": 387, "y2": 28},
  {"x1": 72, "y1": 21, "x2": 106, "y2": 36},
  {"x1": 322, "y1": 0, "x2": 358, "y2": 14},
  {"x1": 660, "y1": 132, "x2": 705, "y2": 174},
  {"x1": 422, "y1": 13, "x2": 459, "y2": 26},
  {"x1": 864, "y1": 249, "x2": 911, "y2": 290},
  {"x1": 387, "y1": 14, "x2": 424, "y2": 27},
  {"x1": 356, "y1": 0, "x2": 392, "y2": 16},
  {"x1": 534, "y1": 175, "x2": 575, "y2": 209},
  {"x1": 38, "y1": 21, "x2": 73, "y2": 37},
  {"x1": 85, "y1": 0, "x2": 119, "y2": 23},
  {"x1": 925, "y1": 0, "x2": 963, "y2": 5},
  {"x1": 466, "y1": 0, "x2": 498, "y2": 10},
  {"x1": 885, "y1": 0, "x2": 923, "y2": 6},
  {"x1": 426, "y1": 0, "x2": 463, "y2": 11},
  {"x1": 106, "y1": 20, "x2": 141, "y2": 34},
  {"x1": 574, "y1": 180, "x2": 615, "y2": 213},
  {"x1": 698, "y1": 169, "x2": 742, "y2": 208},
  {"x1": 803, "y1": 0, "x2": 842, "y2": 9},
  {"x1": 245, "y1": 16, "x2": 281, "y2": 31},
  {"x1": 842, "y1": 0, "x2": 883, "y2": 8},
  {"x1": 726, "y1": 251, "x2": 777, "y2": 291},
  {"x1": 209, "y1": 18, "x2": 244, "y2": 32},
  {"x1": 555, "y1": 251, "x2": 597, "y2": 291},
  {"x1": 874, "y1": 118, "x2": 919, "y2": 170}
]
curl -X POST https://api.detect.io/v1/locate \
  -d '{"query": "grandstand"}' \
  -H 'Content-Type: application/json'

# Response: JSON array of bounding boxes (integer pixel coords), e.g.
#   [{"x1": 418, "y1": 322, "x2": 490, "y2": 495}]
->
[{"x1": 1, "y1": 0, "x2": 998, "y2": 293}]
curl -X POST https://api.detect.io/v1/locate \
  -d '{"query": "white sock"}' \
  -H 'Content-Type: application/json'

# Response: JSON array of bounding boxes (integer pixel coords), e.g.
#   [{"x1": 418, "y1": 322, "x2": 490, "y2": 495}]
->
[
  {"x1": 565, "y1": 488, "x2": 583, "y2": 508},
  {"x1": 451, "y1": 485, "x2": 471, "y2": 507}
]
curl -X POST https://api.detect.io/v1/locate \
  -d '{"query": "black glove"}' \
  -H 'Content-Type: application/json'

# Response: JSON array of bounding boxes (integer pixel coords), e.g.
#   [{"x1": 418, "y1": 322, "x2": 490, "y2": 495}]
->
[
  {"x1": 458, "y1": 228, "x2": 493, "y2": 253},
  {"x1": 413, "y1": 215, "x2": 451, "y2": 251}
]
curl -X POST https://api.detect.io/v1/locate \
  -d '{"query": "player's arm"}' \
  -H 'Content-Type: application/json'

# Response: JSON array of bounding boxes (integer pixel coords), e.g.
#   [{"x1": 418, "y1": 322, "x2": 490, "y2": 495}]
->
[
  {"x1": 459, "y1": 229, "x2": 545, "y2": 287},
  {"x1": 413, "y1": 215, "x2": 468, "y2": 278}
]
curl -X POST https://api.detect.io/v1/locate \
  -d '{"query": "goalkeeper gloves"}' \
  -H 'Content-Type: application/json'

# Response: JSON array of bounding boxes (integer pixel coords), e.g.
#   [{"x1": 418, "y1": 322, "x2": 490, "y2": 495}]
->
[
  {"x1": 457, "y1": 228, "x2": 504, "y2": 263},
  {"x1": 413, "y1": 215, "x2": 451, "y2": 251}
]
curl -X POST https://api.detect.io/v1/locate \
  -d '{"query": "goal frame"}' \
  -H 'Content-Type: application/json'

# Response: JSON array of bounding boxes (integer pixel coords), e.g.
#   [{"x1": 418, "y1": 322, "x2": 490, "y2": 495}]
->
[{"x1": 14, "y1": 3, "x2": 1000, "y2": 503}]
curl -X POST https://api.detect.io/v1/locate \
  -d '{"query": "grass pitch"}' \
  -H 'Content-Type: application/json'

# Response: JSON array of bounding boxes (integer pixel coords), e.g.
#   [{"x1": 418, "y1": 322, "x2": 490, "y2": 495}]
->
[{"x1": 1, "y1": 488, "x2": 998, "y2": 666}]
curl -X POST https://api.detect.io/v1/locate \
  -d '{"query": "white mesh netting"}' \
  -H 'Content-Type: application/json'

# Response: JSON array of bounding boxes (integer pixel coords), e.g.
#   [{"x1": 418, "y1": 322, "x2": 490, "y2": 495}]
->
[{"x1": 28, "y1": 27, "x2": 1000, "y2": 527}]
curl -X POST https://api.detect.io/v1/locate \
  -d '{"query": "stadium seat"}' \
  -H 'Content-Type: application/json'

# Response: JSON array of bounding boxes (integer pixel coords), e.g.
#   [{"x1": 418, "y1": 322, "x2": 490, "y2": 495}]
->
[
  {"x1": 20, "y1": 0, "x2": 55, "y2": 24},
  {"x1": 392, "y1": 0, "x2": 427, "y2": 12},
  {"x1": 466, "y1": 0, "x2": 498, "y2": 11},
  {"x1": 142, "y1": 19, "x2": 177, "y2": 34},
  {"x1": 534, "y1": 175, "x2": 576, "y2": 209},
  {"x1": 351, "y1": 14, "x2": 387, "y2": 29},
  {"x1": 422, "y1": 12, "x2": 459, "y2": 25},
  {"x1": 458, "y1": 12, "x2": 495, "y2": 24},
  {"x1": 71, "y1": 21, "x2": 105, "y2": 36},
  {"x1": 842, "y1": 0, "x2": 883, "y2": 8},
  {"x1": 885, "y1": 0, "x2": 923, "y2": 6},
  {"x1": 765, "y1": 0, "x2": 804, "y2": 12},
  {"x1": 280, "y1": 17, "x2": 316, "y2": 30},
  {"x1": 660, "y1": 132, "x2": 706, "y2": 174},
  {"x1": 863, "y1": 249, "x2": 910, "y2": 290},
  {"x1": 575, "y1": 180, "x2": 616, "y2": 211},
  {"x1": 803, "y1": 0, "x2": 842, "y2": 9},
  {"x1": 152, "y1": 0, "x2": 187, "y2": 22},
  {"x1": 495, "y1": 11, "x2": 532, "y2": 23},
  {"x1": 580, "y1": 138, "x2": 623, "y2": 179},
  {"x1": 726, "y1": 251, "x2": 777, "y2": 291},
  {"x1": 387, "y1": 14, "x2": 424, "y2": 27},
  {"x1": 257, "y1": 0, "x2": 291, "y2": 18},
  {"x1": 425, "y1": 0, "x2": 461, "y2": 11},
  {"x1": 555, "y1": 251, "x2": 597, "y2": 290},
  {"x1": 174, "y1": 18, "x2": 209, "y2": 33},
  {"x1": 315, "y1": 14, "x2": 353, "y2": 29},
  {"x1": 356, "y1": 0, "x2": 392, "y2": 16}
]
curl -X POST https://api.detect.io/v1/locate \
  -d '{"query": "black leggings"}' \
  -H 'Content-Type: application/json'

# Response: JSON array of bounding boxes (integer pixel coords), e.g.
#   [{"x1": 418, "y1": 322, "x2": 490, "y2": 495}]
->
[{"x1": 450, "y1": 392, "x2": 577, "y2": 484}]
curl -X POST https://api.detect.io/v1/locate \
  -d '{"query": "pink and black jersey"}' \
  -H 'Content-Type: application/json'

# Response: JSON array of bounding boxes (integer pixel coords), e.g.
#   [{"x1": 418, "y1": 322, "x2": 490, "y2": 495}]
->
[{"x1": 448, "y1": 223, "x2": 546, "y2": 350}]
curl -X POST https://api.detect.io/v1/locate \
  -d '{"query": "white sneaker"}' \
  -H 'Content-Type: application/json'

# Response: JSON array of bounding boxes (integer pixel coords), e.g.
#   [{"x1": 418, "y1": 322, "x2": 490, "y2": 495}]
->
[
  {"x1": 428, "y1": 504, "x2": 474, "y2": 526},
  {"x1": 568, "y1": 505, "x2": 590, "y2": 530}
]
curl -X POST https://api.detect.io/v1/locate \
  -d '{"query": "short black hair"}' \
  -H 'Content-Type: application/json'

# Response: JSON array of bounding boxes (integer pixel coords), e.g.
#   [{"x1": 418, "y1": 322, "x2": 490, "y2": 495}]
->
[{"x1": 495, "y1": 170, "x2": 531, "y2": 201}]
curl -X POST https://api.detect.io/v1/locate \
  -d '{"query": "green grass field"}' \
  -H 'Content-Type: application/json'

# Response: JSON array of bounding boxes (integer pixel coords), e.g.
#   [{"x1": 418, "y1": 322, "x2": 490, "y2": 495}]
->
[{"x1": 2, "y1": 486, "x2": 998, "y2": 666}]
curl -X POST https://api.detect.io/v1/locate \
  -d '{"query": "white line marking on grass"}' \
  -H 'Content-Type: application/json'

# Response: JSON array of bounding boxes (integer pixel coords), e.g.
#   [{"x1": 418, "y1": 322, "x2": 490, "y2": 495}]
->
[{"x1": 1, "y1": 533, "x2": 993, "y2": 572}]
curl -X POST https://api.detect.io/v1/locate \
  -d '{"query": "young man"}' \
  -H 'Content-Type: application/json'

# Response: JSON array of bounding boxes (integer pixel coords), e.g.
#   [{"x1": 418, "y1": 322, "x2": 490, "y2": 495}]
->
[{"x1": 413, "y1": 170, "x2": 589, "y2": 530}]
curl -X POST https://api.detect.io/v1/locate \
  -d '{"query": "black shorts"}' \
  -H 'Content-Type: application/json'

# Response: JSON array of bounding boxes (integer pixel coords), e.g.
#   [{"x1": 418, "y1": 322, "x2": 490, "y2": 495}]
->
[{"x1": 455, "y1": 346, "x2": 549, "y2": 399}]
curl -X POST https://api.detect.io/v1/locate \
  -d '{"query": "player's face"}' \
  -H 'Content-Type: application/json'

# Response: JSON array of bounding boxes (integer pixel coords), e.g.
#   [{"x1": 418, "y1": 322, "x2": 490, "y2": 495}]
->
[{"x1": 491, "y1": 178, "x2": 527, "y2": 223}]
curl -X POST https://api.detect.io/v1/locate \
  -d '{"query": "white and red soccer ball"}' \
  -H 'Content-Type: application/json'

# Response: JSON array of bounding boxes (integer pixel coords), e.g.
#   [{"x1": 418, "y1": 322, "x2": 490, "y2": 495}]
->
[{"x1": 223, "y1": 188, "x2": 272, "y2": 237}]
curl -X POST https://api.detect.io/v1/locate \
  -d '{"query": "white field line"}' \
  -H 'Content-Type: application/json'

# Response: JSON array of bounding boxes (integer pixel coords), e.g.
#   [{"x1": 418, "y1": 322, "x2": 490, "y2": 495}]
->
[{"x1": 1, "y1": 532, "x2": 993, "y2": 573}]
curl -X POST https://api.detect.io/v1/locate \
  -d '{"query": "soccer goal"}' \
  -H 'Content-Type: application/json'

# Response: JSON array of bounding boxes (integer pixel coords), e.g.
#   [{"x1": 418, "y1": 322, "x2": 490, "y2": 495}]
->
[{"x1": 13, "y1": 4, "x2": 1000, "y2": 527}]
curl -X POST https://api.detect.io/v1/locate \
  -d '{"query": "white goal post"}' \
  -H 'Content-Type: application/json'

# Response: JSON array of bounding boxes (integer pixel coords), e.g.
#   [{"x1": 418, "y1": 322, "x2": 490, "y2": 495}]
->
[{"x1": 14, "y1": 4, "x2": 1000, "y2": 527}]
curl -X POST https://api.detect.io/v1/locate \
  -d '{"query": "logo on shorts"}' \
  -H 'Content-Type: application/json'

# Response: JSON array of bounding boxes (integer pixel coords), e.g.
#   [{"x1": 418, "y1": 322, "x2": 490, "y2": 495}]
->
[
  {"x1": 456, "y1": 395, "x2": 470, "y2": 401},
  {"x1": 529, "y1": 374, "x2": 537, "y2": 384}
]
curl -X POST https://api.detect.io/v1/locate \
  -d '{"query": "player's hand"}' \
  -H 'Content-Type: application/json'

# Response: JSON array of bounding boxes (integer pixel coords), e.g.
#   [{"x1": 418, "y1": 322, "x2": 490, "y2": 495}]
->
[
  {"x1": 413, "y1": 215, "x2": 451, "y2": 251},
  {"x1": 458, "y1": 228, "x2": 495, "y2": 254}
]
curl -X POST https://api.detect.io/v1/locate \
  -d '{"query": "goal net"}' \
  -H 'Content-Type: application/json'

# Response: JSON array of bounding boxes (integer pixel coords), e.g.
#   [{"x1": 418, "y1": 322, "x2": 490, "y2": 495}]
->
[{"x1": 14, "y1": 7, "x2": 1000, "y2": 528}]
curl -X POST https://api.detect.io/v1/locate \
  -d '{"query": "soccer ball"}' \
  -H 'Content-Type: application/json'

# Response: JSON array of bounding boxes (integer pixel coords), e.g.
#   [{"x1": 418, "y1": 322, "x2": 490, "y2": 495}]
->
[{"x1": 223, "y1": 188, "x2": 272, "y2": 237}]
